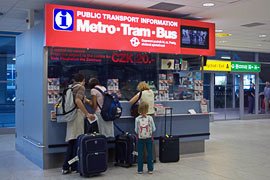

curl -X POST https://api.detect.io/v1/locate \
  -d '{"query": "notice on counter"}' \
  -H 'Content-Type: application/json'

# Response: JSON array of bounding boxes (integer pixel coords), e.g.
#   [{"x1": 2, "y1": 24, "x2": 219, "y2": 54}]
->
[{"x1": 47, "y1": 78, "x2": 60, "y2": 104}]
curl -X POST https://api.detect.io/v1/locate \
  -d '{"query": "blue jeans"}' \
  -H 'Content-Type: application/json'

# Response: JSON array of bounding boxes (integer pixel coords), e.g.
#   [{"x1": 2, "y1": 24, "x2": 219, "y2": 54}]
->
[{"x1": 137, "y1": 138, "x2": 153, "y2": 172}]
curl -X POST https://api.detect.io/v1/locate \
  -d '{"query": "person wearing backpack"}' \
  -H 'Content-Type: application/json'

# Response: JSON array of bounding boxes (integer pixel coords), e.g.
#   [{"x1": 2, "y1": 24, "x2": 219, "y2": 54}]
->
[
  {"x1": 62, "y1": 73, "x2": 95, "y2": 175},
  {"x1": 135, "y1": 101, "x2": 156, "y2": 174},
  {"x1": 130, "y1": 81, "x2": 156, "y2": 162},
  {"x1": 88, "y1": 78, "x2": 114, "y2": 137}
]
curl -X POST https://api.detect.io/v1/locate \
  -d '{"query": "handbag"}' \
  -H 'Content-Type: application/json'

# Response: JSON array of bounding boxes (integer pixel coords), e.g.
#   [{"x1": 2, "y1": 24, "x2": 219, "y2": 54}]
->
[{"x1": 130, "y1": 91, "x2": 142, "y2": 117}]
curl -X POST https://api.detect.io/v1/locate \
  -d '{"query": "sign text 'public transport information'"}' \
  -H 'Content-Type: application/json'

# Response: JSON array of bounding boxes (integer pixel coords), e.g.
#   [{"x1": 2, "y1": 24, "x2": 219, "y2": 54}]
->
[{"x1": 45, "y1": 4, "x2": 181, "y2": 54}]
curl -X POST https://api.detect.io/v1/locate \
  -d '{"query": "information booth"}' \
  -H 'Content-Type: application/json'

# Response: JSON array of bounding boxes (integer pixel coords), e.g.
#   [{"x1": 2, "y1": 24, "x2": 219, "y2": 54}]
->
[{"x1": 15, "y1": 4, "x2": 215, "y2": 169}]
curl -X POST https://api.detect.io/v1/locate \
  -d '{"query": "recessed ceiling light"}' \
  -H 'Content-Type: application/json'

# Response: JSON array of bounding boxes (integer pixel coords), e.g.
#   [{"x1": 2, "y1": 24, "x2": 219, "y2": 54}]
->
[
  {"x1": 219, "y1": 40, "x2": 227, "y2": 43},
  {"x1": 203, "y1": 2, "x2": 215, "y2": 7},
  {"x1": 259, "y1": 34, "x2": 267, "y2": 38},
  {"x1": 215, "y1": 29, "x2": 223, "y2": 33},
  {"x1": 12, "y1": 58, "x2": 16, "y2": 61},
  {"x1": 257, "y1": 44, "x2": 262, "y2": 46},
  {"x1": 216, "y1": 33, "x2": 232, "y2": 37},
  {"x1": 221, "y1": 56, "x2": 231, "y2": 60}
]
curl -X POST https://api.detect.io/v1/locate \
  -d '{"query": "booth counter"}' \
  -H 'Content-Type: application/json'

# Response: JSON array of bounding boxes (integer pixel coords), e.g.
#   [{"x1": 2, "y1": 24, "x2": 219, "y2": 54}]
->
[{"x1": 45, "y1": 100, "x2": 210, "y2": 168}]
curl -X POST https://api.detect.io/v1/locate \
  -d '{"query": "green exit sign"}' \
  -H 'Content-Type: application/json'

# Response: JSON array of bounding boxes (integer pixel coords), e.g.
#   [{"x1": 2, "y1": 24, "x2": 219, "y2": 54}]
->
[{"x1": 231, "y1": 61, "x2": 261, "y2": 72}]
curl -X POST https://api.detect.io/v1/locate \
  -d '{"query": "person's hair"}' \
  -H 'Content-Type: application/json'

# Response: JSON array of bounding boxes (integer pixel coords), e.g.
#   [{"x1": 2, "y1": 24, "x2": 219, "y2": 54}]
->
[
  {"x1": 137, "y1": 81, "x2": 150, "y2": 91},
  {"x1": 73, "y1": 73, "x2": 85, "y2": 82},
  {"x1": 138, "y1": 101, "x2": 149, "y2": 114},
  {"x1": 89, "y1": 78, "x2": 100, "y2": 89}
]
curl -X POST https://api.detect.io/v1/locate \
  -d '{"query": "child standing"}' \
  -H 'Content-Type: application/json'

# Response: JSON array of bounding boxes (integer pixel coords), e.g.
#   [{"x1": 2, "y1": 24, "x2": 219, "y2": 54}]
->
[{"x1": 135, "y1": 101, "x2": 156, "y2": 174}]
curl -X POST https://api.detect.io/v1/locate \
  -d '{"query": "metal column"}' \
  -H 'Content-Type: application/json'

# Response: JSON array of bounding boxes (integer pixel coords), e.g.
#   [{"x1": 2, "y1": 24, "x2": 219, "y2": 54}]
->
[
  {"x1": 255, "y1": 53, "x2": 259, "y2": 114},
  {"x1": 210, "y1": 73, "x2": 215, "y2": 112},
  {"x1": 239, "y1": 74, "x2": 244, "y2": 119}
]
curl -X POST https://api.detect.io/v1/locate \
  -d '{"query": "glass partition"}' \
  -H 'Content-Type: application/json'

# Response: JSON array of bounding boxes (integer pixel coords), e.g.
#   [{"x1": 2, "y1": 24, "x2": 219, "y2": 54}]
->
[{"x1": 0, "y1": 36, "x2": 15, "y2": 128}]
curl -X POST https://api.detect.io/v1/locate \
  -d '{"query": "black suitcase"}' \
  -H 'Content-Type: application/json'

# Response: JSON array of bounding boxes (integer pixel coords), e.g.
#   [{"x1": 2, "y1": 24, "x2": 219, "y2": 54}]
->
[
  {"x1": 159, "y1": 107, "x2": 180, "y2": 163},
  {"x1": 77, "y1": 133, "x2": 107, "y2": 177},
  {"x1": 115, "y1": 133, "x2": 137, "y2": 167}
]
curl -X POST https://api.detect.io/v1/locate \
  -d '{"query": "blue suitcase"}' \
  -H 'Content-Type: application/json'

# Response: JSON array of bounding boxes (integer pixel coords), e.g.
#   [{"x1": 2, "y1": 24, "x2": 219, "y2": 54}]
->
[{"x1": 77, "y1": 133, "x2": 107, "y2": 177}]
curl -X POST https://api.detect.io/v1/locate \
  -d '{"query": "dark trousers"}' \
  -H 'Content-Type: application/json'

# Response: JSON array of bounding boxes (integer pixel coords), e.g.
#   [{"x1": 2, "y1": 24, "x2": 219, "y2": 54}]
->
[
  {"x1": 62, "y1": 139, "x2": 77, "y2": 171},
  {"x1": 137, "y1": 138, "x2": 153, "y2": 172},
  {"x1": 248, "y1": 96, "x2": 255, "y2": 114}
]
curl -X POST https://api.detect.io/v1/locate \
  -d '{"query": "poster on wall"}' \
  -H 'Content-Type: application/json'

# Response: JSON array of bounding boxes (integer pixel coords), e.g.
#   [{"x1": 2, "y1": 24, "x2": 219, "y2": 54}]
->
[
  {"x1": 161, "y1": 59, "x2": 175, "y2": 70},
  {"x1": 47, "y1": 78, "x2": 60, "y2": 104}
]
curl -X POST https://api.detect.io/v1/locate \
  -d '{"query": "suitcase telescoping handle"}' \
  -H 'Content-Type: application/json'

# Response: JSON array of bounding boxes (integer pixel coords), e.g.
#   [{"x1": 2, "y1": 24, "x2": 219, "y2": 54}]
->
[{"x1": 164, "y1": 107, "x2": 173, "y2": 136}]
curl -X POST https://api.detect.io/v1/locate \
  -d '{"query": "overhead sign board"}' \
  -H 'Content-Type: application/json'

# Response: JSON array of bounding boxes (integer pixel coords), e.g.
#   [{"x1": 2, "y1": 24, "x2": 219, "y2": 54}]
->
[
  {"x1": 45, "y1": 4, "x2": 181, "y2": 54},
  {"x1": 45, "y1": 4, "x2": 215, "y2": 56},
  {"x1": 203, "y1": 60, "x2": 231, "y2": 71},
  {"x1": 203, "y1": 60, "x2": 261, "y2": 73},
  {"x1": 231, "y1": 61, "x2": 261, "y2": 72}
]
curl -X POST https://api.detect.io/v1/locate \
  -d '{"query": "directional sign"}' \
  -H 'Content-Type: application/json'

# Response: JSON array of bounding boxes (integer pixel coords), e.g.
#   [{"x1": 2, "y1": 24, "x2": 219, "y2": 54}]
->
[
  {"x1": 203, "y1": 60, "x2": 231, "y2": 71},
  {"x1": 203, "y1": 60, "x2": 261, "y2": 73},
  {"x1": 231, "y1": 61, "x2": 261, "y2": 72}
]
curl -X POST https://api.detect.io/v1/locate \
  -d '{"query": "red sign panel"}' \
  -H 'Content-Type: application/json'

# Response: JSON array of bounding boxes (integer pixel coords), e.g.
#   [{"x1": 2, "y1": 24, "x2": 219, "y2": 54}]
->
[
  {"x1": 45, "y1": 4, "x2": 181, "y2": 54},
  {"x1": 45, "y1": 4, "x2": 215, "y2": 56}
]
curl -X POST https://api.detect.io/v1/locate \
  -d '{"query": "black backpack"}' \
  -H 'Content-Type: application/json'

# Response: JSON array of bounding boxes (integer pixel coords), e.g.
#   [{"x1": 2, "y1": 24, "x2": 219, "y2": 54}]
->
[{"x1": 94, "y1": 87, "x2": 122, "y2": 121}]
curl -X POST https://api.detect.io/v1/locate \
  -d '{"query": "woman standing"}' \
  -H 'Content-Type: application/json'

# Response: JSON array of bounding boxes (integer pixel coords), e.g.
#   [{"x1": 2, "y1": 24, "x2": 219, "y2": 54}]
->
[
  {"x1": 129, "y1": 81, "x2": 155, "y2": 116},
  {"x1": 88, "y1": 78, "x2": 114, "y2": 137}
]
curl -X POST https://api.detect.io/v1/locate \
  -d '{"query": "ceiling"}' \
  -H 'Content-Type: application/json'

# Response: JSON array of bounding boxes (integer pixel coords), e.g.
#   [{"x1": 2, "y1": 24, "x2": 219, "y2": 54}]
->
[{"x1": 0, "y1": 0, "x2": 270, "y2": 53}]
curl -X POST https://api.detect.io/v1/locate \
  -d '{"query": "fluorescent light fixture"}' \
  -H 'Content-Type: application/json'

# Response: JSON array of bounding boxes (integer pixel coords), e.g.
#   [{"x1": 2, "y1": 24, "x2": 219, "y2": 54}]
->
[
  {"x1": 257, "y1": 44, "x2": 262, "y2": 46},
  {"x1": 12, "y1": 58, "x2": 16, "y2": 61},
  {"x1": 259, "y1": 34, "x2": 267, "y2": 38},
  {"x1": 215, "y1": 29, "x2": 223, "y2": 33},
  {"x1": 221, "y1": 56, "x2": 231, "y2": 60},
  {"x1": 219, "y1": 40, "x2": 227, "y2": 43},
  {"x1": 203, "y1": 2, "x2": 215, "y2": 7}
]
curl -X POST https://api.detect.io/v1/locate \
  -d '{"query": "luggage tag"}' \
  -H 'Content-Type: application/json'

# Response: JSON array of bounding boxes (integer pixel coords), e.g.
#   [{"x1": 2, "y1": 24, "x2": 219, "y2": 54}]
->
[
  {"x1": 132, "y1": 151, "x2": 138, "y2": 156},
  {"x1": 88, "y1": 114, "x2": 98, "y2": 124},
  {"x1": 68, "y1": 155, "x2": 79, "y2": 165}
]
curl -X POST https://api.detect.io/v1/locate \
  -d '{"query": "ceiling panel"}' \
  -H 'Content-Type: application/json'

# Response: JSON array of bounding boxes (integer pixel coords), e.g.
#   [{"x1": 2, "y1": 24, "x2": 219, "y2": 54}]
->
[
  {"x1": 120, "y1": 0, "x2": 161, "y2": 9},
  {"x1": 91, "y1": 0, "x2": 129, "y2": 6}
]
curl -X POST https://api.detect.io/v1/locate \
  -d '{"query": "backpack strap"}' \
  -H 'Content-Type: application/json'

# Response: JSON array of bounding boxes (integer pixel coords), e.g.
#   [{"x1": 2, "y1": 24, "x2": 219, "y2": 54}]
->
[
  {"x1": 94, "y1": 86, "x2": 105, "y2": 110},
  {"x1": 132, "y1": 91, "x2": 142, "y2": 106},
  {"x1": 71, "y1": 83, "x2": 82, "y2": 106}
]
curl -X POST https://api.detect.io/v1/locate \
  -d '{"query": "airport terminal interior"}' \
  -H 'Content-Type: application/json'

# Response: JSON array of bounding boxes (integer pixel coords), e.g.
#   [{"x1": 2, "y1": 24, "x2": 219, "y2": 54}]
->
[{"x1": 0, "y1": 0, "x2": 270, "y2": 179}]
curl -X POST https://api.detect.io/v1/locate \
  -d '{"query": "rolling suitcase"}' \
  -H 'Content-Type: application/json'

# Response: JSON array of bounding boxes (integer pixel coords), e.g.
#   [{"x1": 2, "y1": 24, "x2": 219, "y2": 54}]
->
[
  {"x1": 77, "y1": 133, "x2": 108, "y2": 177},
  {"x1": 115, "y1": 132, "x2": 137, "y2": 167},
  {"x1": 159, "y1": 107, "x2": 180, "y2": 163}
]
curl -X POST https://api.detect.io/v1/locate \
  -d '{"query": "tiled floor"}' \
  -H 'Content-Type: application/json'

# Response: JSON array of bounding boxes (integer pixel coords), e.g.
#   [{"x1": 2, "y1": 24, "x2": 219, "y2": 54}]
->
[{"x1": 1, "y1": 119, "x2": 270, "y2": 180}]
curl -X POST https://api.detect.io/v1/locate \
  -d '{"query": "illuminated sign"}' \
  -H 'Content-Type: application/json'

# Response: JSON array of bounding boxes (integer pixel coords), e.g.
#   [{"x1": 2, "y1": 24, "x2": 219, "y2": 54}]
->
[
  {"x1": 203, "y1": 60, "x2": 261, "y2": 73},
  {"x1": 203, "y1": 60, "x2": 231, "y2": 71},
  {"x1": 45, "y1": 4, "x2": 215, "y2": 56},
  {"x1": 45, "y1": 4, "x2": 180, "y2": 54},
  {"x1": 231, "y1": 62, "x2": 260, "y2": 72}
]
